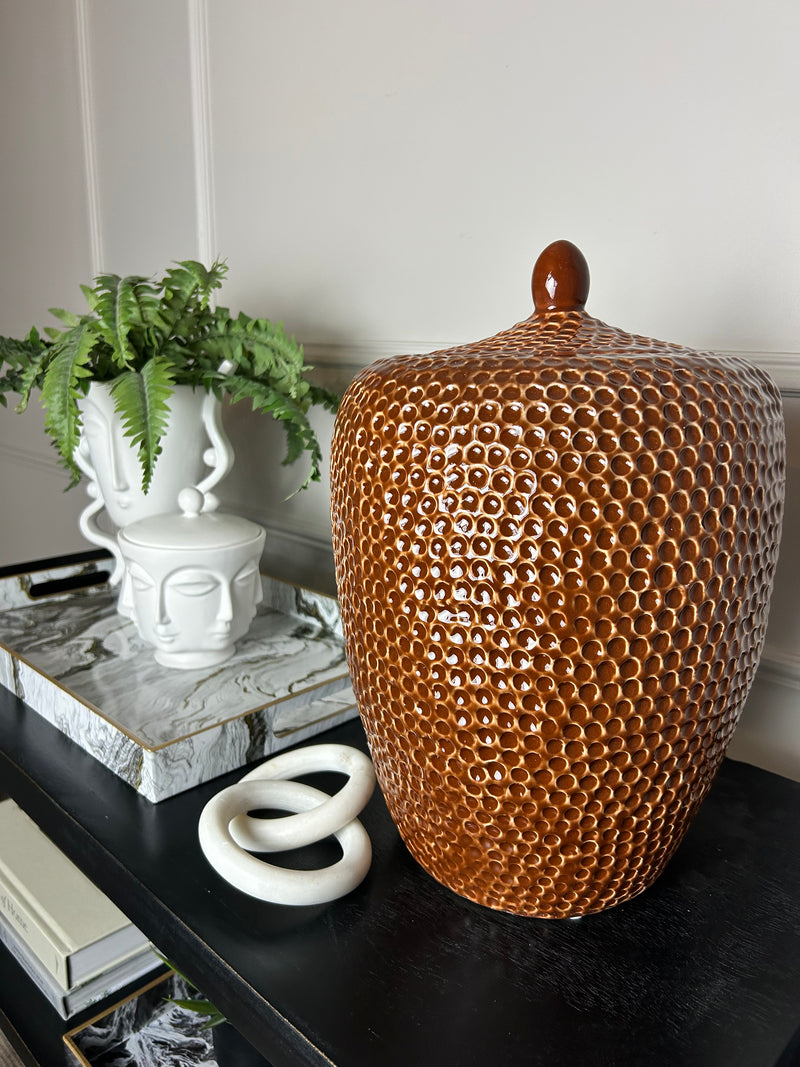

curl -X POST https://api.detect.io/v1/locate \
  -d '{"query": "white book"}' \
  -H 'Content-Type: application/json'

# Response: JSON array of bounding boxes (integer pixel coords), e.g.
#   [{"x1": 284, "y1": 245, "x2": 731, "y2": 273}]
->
[
  {"x1": 0, "y1": 911, "x2": 162, "y2": 1019},
  {"x1": 0, "y1": 798, "x2": 149, "y2": 988}
]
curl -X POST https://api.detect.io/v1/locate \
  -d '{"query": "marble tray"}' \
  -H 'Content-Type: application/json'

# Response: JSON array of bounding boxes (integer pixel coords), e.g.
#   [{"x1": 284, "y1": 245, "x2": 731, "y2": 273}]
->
[
  {"x1": 63, "y1": 970, "x2": 220, "y2": 1065},
  {"x1": 0, "y1": 556, "x2": 357, "y2": 802}
]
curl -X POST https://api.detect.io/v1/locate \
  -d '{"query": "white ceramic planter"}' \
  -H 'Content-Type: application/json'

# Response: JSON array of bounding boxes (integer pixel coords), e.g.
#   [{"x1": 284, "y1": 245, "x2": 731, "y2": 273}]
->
[
  {"x1": 74, "y1": 381, "x2": 234, "y2": 586},
  {"x1": 117, "y1": 488, "x2": 266, "y2": 670}
]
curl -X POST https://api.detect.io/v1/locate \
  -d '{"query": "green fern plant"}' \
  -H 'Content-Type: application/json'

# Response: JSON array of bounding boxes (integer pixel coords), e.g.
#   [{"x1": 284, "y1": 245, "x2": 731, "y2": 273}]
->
[{"x1": 0, "y1": 259, "x2": 339, "y2": 493}]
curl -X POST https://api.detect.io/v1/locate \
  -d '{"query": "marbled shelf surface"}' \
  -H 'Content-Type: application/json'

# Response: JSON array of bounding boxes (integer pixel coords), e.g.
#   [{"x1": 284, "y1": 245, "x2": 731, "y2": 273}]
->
[{"x1": 0, "y1": 559, "x2": 357, "y2": 802}]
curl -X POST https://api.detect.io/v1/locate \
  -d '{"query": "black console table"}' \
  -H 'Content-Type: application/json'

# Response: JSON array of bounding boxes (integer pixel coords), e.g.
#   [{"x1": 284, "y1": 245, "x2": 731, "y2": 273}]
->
[{"x1": 1, "y1": 683, "x2": 800, "y2": 1066}]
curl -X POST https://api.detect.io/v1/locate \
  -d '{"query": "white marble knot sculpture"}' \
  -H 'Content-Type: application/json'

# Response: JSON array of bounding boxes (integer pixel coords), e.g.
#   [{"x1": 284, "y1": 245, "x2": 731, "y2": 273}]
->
[{"x1": 198, "y1": 744, "x2": 376, "y2": 906}]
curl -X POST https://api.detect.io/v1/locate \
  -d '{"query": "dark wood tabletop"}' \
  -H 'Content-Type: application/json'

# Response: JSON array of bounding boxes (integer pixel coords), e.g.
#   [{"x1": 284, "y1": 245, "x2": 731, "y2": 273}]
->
[{"x1": 1, "y1": 682, "x2": 800, "y2": 1067}]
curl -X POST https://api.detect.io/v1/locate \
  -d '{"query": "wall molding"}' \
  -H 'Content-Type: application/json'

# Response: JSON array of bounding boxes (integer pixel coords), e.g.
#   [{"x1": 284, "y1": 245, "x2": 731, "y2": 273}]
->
[
  {"x1": 259, "y1": 519, "x2": 336, "y2": 597},
  {"x1": 727, "y1": 352, "x2": 800, "y2": 397},
  {"x1": 187, "y1": 0, "x2": 217, "y2": 267},
  {"x1": 758, "y1": 647, "x2": 800, "y2": 691},
  {"x1": 0, "y1": 442, "x2": 73, "y2": 480},
  {"x1": 306, "y1": 342, "x2": 800, "y2": 397},
  {"x1": 73, "y1": 0, "x2": 103, "y2": 276},
  {"x1": 304, "y1": 339, "x2": 460, "y2": 374}
]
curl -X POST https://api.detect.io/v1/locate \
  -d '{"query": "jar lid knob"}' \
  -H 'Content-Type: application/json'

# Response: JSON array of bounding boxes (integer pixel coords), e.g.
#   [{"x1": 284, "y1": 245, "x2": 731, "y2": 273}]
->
[
  {"x1": 532, "y1": 240, "x2": 590, "y2": 312},
  {"x1": 178, "y1": 486, "x2": 204, "y2": 517}
]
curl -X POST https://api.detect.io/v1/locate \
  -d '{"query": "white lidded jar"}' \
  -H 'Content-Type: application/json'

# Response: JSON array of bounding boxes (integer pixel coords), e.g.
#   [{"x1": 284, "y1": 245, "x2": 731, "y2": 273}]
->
[{"x1": 117, "y1": 488, "x2": 265, "y2": 670}]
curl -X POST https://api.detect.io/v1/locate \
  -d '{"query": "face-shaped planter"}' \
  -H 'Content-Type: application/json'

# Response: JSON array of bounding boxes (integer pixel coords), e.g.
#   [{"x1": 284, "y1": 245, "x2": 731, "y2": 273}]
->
[
  {"x1": 75, "y1": 382, "x2": 234, "y2": 588},
  {"x1": 330, "y1": 241, "x2": 785, "y2": 918},
  {"x1": 118, "y1": 489, "x2": 265, "y2": 670}
]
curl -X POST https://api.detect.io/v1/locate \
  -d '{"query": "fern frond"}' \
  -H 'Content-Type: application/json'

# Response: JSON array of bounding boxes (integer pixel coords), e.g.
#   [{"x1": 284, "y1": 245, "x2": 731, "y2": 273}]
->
[
  {"x1": 224, "y1": 374, "x2": 324, "y2": 491},
  {"x1": 48, "y1": 307, "x2": 81, "y2": 327},
  {"x1": 167, "y1": 999, "x2": 226, "y2": 1028},
  {"x1": 306, "y1": 383, "x2": 341, "y2": 415},
  {"x1": 248, "y1": 322, "x2": 309, "y2": 400},
  {"x1": 0, "y1": 337, "x2": 41, "y2": 406},
  {"x1": 89, "y1": 274, "x2": 159, "y2": 370},
  {"x1": 191, "y1": 314, "x2": 310, "y2": 401},
  {"x1": 0, "y1": 329, "x2": 49, "y2": 403},
  {"x1": 110, "y1": 358, "x2": 175, "y2": 493},
  {"x1": 14, "y1": 348, "x2": 52, "y2": 411},
  {"x1": 0, "y1": 329, "x2": 47, "y2": 366},
  {"x1": 223, "y1": 374, "x2": 293, "y2": 416},
  {"x1": 164, "y1": 259, "x2": 227, "y2": 306},
  {"x1": 40, "y1": 321, "x2": 97, "y2": 472},
  {"x1": 182, "y1": 330, "x2": 244, "y2": 370},
  {"x1": 153, "y1": 260, "x2": 226, "y2": 347}
]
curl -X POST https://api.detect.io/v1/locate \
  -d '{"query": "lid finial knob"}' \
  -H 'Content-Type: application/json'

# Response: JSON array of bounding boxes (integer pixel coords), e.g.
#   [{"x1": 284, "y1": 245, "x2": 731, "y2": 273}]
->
[
  {"x1": 178, "y1": 486, "x2": 204, "y2": 517},
  {"x1": 532, "y1": 240, "x2": 590, "y2": 312}
]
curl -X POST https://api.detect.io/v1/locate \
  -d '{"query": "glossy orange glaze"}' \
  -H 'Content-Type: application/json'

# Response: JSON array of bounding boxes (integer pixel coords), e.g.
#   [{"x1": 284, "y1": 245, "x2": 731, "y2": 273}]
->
[{"x1": 330, "y1": 242, "x2": 785, "y2": 917}]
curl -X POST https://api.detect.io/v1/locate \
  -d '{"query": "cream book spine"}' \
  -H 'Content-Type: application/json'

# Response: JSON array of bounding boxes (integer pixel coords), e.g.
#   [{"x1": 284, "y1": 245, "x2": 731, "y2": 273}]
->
[
  {"x1": 0, "y1": 910, "x2": 160, "y2": 1020},
  {"x1": 0, "y1": 862, "x2": 70, "y2": 986},
  {"x1": 0, "y1": 799, "x2": 136, "y2": 988}
]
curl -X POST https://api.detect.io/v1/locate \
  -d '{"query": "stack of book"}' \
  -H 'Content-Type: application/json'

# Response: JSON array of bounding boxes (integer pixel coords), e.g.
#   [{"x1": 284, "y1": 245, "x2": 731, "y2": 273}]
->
[{"x1": 0, "y1": 797, "x2": 159, "y2": 1019}]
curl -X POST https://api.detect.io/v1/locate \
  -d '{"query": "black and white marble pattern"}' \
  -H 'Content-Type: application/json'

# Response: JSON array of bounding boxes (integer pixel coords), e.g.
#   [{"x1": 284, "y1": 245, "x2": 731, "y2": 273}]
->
[
  {"x1": 0, "y1": 566, "x2": 356, "y2": 802},
  {"x1": 64, "y1": 974, "x2": 218, "y2": 1066}
]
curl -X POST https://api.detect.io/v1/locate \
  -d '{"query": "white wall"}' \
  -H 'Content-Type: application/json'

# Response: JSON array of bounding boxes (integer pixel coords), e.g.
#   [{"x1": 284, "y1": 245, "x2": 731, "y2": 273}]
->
[{"x1": 0, "y1": 0, "x2": 798, "y2": 777}]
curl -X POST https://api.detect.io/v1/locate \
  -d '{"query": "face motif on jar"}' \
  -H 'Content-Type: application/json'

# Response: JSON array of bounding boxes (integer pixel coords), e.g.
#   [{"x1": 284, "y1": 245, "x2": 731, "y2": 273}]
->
[{"x1": 119, "y1": 546, "x2": 264, "y2": 669}]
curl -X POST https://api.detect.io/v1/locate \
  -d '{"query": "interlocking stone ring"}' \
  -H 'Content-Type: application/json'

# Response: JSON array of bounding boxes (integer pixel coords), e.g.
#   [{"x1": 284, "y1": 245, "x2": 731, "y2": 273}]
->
[
  {"x1": 198, "y1": 745, "x2": 376, "y2": 905},
  {"x1": 231, "y1": 744, "x2": 376, "y2": 852}
]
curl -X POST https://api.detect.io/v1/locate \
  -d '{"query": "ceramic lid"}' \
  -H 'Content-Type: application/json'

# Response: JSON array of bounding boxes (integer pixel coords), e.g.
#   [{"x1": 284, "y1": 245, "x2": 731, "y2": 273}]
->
[
  {"x1": 119, "y1": 488, "x2": 264, "y2": 551},
  {"x1": 439, "y1": 238, "x2": 693, "y2": 360}
]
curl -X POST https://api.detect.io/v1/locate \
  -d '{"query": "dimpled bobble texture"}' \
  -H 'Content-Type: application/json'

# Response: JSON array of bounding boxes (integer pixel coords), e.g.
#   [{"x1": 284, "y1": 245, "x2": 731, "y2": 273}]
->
[{"x1": 330, "y1": 241, "x2": 786, "y2": 918}]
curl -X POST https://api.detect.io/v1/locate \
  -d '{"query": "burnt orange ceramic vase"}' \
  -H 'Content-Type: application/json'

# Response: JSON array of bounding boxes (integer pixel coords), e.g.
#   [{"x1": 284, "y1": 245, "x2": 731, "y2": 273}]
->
[{"x1": 330, "y1": 241, "x2": 785, "y2": 918}]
